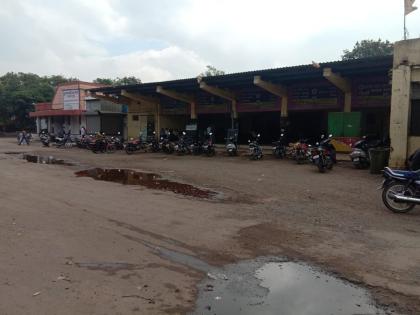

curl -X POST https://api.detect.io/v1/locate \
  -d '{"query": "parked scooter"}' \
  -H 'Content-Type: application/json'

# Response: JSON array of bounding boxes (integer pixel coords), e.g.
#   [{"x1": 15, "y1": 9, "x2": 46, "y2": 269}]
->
[
  {"x1": 272, "y1": 131, "x2": 287, "y2": 159},
  {"x1": 349, "y1": 135, "x2": 383, "y2": 169},
  {"x1": 225, "y1": 129, "x2": 238, "y2": 156},
  {"x1": 55, "y1": 131, "x2": 73, "y2": 148},
  {"x1": 248, "y1": 133, "x2": 263, "y2": 160},
  {"x1": 312, "y1": 134, "x2": 336, "y2": 173},
  {"x1": 381, "y1": 166, "x2": 420, "y2": 213}
]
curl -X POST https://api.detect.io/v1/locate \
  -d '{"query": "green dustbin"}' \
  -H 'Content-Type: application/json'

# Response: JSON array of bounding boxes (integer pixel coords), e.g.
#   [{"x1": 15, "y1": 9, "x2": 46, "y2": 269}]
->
[{"x1": 369, "y1": 148, "x2": 390, "y2": 174}]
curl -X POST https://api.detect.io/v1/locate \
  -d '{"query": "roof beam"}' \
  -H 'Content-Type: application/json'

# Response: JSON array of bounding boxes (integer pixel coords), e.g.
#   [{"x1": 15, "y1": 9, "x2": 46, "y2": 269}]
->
[
  {"x1": 323, "y1": 68, "x2": 351, "y2": 93},
  {"x1": 156, "y1": 86, "x2": 194, "y2": 103},
  {"x1": 253, "y1": 76, "x2": 287, "y2": 97},
  {"x1": 199, "y1": 82, "x2": 235, "y2": 101},
  {"x1": 121, "y1": 90, "x2": 159, "y2": 104},
  {"x1": 91, "y1": 92, "x2": 128, "y2": 104}
]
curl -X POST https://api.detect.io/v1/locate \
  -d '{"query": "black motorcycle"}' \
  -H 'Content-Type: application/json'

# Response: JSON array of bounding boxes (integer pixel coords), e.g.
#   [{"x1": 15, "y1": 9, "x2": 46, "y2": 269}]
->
[
  {"x1": 202, "y1": 132, "x2": 216, "y2": 157},
  {"x1": 175, "y1": 132, "x2": 190, "y2": 155},
  {"x1": 160, "y1": 135, "x2": 175, "y2": 154},
  {"x1": 125, "y1": 137, "x2": 146, "y2": 154},
  {"x1": 249, "y1": 133, "x2": 263, "y2": 160},
  {"x1": 146, "y1": 132, "x2": 160, "y2": 152},
  {"x1": 272, "y1": 131, "x2": 286, "y2": 159},
  {"x1": 311, "y1": 134, "x2": 336, "y2": 173}
]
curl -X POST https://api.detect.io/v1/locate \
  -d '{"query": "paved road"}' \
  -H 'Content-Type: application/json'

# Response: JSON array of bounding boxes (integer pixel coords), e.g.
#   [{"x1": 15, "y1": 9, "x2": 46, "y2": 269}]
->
[{"x1": 1, "y1": 138, "x2": 420, "y2": 314}]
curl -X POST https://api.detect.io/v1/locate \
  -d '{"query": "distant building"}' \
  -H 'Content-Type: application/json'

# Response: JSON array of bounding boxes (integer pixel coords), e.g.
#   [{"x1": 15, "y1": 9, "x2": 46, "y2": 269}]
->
[{"x1": 30, "y1": 81, "x2": 126, "y2": 136}]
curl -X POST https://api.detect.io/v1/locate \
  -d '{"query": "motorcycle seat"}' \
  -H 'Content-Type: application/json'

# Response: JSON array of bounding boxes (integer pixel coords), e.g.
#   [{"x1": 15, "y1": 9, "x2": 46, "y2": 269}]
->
[{"x1": 384, "y1": 167, "x2": 420, "y2": 180}]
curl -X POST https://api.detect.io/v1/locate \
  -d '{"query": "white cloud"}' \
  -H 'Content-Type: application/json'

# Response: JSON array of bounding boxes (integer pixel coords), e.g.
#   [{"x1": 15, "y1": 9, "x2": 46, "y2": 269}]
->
[{"x1": 0, "y1": 0, "x2": 419, "y2": 81}]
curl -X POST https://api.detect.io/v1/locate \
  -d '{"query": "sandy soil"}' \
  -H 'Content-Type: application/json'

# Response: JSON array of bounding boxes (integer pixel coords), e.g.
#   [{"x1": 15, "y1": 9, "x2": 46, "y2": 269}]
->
[{"x1": 1, "y1": 138, "x2": 420, "y2": 314}]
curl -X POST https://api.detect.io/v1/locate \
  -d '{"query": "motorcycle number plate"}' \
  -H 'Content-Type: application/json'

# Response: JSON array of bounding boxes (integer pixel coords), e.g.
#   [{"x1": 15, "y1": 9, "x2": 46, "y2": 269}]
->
[
  {"x1": 354, "y1": 157, "x2": 360, "y2": 162},
  {"x1": 313, "y1": 155, "x2": 319, "y2": 159}
]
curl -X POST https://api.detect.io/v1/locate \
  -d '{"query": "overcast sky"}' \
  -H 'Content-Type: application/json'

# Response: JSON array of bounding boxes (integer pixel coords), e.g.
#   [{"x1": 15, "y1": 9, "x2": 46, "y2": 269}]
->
[{"x1": 0, "y1": 0, "x2": 419, "y2": 82}]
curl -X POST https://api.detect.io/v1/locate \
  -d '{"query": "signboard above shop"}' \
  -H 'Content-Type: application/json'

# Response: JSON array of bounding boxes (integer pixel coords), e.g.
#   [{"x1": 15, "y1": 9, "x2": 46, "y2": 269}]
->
[
  {"x1": 63, "y1": 89, "x2": 80, "y2": 110},
  {"x1": 289, "y1": 83, "x2": 341, "y2": 110}
]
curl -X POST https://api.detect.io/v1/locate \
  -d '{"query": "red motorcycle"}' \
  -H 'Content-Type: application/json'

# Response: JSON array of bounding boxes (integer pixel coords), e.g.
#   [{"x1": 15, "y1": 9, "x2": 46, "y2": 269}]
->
[{"x1": 125, "y1": 137, "x2": 146, "y2": 155}]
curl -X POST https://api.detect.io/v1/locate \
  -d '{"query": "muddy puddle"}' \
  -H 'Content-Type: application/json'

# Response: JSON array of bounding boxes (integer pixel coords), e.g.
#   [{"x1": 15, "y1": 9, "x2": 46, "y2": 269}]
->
[
  {"x1": 141, "y1": 244, "x2": 391, "y2": 315},
  {"x1": 75, "y1": 168, "x2": 217, "y2": 199},
  {"x1": 23, "y1": 154, "x2": 75, "y2": 166},
  {"x1": 192, "y1": 259, "x2": 390, "y2": 315}
]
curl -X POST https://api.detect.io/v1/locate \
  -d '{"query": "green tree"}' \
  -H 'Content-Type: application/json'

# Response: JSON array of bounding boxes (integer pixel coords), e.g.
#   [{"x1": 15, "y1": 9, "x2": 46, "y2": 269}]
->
[
  {"x1": 93, "y1": 78, "x2": 114, "y2": 85},
  {"x1": 200, "y1": 65, "x2": 225, "y2": 77},
  {"x1": 113, "y1": 76, "x2": 142, "y2": 86},
  {"x1": 93, "y1": 76, "x2": 141, "y2": 86},
  {"x1": 0, "y1": 73, "x2": 75, "y2": 131},
  {"x1": 342, "y1": 39, "x2": 394, "y2": 60}
]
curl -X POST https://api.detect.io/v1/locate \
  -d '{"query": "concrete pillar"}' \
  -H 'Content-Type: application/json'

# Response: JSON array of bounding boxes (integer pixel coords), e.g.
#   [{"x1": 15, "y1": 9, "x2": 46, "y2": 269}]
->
[
  {"x1": 281, "y1": 97, "x2": 288, "y2": 117},
  {"x1": 344, "y1": 92, "x2": 352, "y2": 113},
  {"x1": 231, "y1": 100, "x2": 238, "y2": 119},
  {"x1": 389, "y1": 65, "x2": 412, "y2": 168},
  {"x1": 36, "y1": 117, "x2": 40, "y2": 134},
  {"x1": 47, "y1": 117, "x2": 52, "y2": 133},
  {"x1": 190, "y1": 102, "x2": 197, "y2": 120}
]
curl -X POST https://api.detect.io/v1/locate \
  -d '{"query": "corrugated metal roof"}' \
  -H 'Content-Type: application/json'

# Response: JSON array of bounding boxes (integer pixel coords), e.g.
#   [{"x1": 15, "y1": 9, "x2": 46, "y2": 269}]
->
[{"x1": 90, "y1": 55, "x2": 393, "y2": 95}]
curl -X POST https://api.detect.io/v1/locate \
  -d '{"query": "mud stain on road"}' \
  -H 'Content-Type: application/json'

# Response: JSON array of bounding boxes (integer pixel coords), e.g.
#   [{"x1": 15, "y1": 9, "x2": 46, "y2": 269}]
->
[
  {"x1": 75, "y1": 168, "x2": 217, "y2": 199},
  {"x1": 23, "y1": 154, "x2": 75, "y2": 166},
  {"x1": 75, "y1": 262, "x2": 141, "y2": 275}
]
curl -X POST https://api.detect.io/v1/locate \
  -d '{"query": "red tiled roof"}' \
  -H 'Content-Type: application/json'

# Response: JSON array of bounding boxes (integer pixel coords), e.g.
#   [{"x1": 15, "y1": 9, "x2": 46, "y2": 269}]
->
[{"x1": 29, "y1": 109, "x2": 85, "y2": 117}]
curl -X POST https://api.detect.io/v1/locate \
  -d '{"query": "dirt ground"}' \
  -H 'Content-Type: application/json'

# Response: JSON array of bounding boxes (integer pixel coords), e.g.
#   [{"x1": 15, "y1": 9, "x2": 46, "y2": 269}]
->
[{"x1": 1, "y1": 137, "x2": 420, "y2": 315}]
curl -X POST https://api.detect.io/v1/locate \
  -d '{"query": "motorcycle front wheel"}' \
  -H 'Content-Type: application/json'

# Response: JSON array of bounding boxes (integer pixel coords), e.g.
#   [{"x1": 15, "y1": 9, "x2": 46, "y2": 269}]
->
[{"x1": 382, "y1": 182, "x2": 416, "y2": 213}]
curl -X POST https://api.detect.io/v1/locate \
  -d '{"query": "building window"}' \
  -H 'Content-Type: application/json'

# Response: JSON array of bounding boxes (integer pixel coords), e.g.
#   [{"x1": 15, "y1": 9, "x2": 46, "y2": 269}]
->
[
  {"x1": 410, "y1": 100, "x2": 420, "y2": 136},
  {"x1": 132, "y1": 115, "x2": 139, "y2": 121}
]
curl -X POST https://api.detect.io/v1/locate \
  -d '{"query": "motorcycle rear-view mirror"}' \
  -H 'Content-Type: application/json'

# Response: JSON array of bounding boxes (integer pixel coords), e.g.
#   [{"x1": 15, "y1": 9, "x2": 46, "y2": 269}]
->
[
  {"x1": 182, "y1": 131, "x2": 186, "y2": 135},
  {"x1": 316, "y1": 142, "x2": 320, "y2": 146},
  {"x1": 329, "y1": 134, "x2": 333, "y2": 138},
  {"x1": 248, "y1": 140, "x2": 251, "y2": 143},
  {"x1": 321, "y1": 134, "x2": 325, "y2": 139},
  {"x1": 257, "y1": 134, "x2": 261, "y2": 137},
  {"x1": 280, "y1": 133, "x2": 284, "y2": 137}
]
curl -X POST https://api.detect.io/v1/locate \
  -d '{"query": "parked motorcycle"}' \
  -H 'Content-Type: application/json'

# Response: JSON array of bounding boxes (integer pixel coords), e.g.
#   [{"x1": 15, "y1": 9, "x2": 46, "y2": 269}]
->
[
  {"x1": 249, "y1": 133, "x2": 263, "y2": 160},
  {"x1": 349, "y1": 135, "x2": 383, "y2": 169},
  {"x1": 272, "y1": 131, "x2": 287, "y2": 159},
  {"x1": 225, "y1": 129, "x2": 239, "y2": 156},
  {"x1": 91, "y1": 134, "x2": 116, "y2": 154},
  {"x1": 312, "y1": 134, "x2": 336, "y2": 173},
  {"x1": 146, "y1": 132, "x2": 160, "y2": 152},
  {"x1": 39, "y1": 131, "x2": 50, "y2": 147},
  {"x1": 55, "y1": 131, "x2": 73, "y2": 148},
  {"x1": 294, "y1": 139, "x2": 310, "y2": 164},
  {"x1": 125, "y1": 137, "x2": 146, "y2": 154},
  {"x1": 202, "y1": 132, "x2": 216, "y2": 157},
  {"x1": 174, "y1": 132, "x2": 190, "y2": 155},
  {"x1": 381, "y1": 166, "x2": 420, "y2": 213},
  {"x1": 159, "y1": 135, "x2": 175, "y2": 154}
]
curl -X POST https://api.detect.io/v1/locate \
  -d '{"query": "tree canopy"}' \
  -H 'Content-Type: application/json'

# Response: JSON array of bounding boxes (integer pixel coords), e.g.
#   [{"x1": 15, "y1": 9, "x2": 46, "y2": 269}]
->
[
  {"x1": 199, "y1": 65, "x2": 225, "y2": 77},
  {"x1": 93, "y1": 76, "x2": 142, "y2": 86},
  {"x1": 0, "y1": 74, "x2": 142, "y2": 131},
  {"x1": 0, "y1": 73, "x2": 77, "y2": 131},
  {"x1": 342, "y1": 39, "x2": 394, "y2": 60}
]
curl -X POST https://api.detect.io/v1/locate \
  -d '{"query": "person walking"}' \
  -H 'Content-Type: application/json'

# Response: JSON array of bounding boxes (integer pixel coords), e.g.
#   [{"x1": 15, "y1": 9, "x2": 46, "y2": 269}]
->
[{"x1": 18, "y1": 129, "x2": 29, "y2": 145}]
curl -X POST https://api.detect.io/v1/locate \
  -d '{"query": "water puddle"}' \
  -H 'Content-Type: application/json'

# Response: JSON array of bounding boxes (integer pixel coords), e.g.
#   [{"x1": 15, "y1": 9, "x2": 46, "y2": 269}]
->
[
  {"x1": 136, "y1": 242, "x2": 391, "y2": 315},
  {"x1": 75, "y1": 168, "x2": 217, "y2": 199},
  {"x1": 23, "y1": 154, "x2": 75, "y2": 166},
  {"x1": 191, "y1": 259, "x2": 390, "y2": 315}
]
